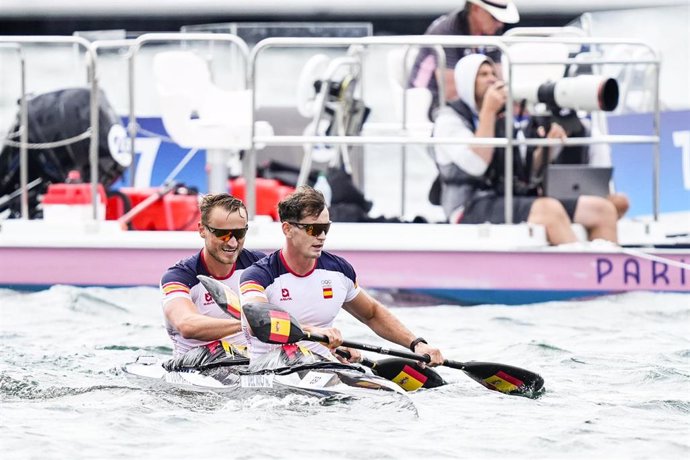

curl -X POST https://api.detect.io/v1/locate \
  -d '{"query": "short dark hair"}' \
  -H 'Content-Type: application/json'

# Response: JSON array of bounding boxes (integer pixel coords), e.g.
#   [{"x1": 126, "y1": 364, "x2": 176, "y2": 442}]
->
[
  {"x1": 278, "y1": 186, "x2": 325, "y2": 222},
  {"x1": 199, "y1": 193, "x2": 247, "y2": 224}
]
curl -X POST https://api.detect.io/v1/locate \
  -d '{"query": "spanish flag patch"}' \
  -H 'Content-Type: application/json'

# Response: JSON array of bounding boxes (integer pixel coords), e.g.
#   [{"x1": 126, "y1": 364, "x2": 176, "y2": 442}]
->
[
  {"x1": 268, "y1": 310, "x2": 291, "y2": 343},
  {"x1": 240, "y1": 281, "x2": 264, "y2": 296},
  {"x1": 322, "y1": 287, "x2": 333, "y2": 299},
  {"x1": 483, "y1": 370, "x2": 524, "y2": 393},
  {"x1": 391, "y1": 364, "x2": 428, "y2": 391},
  {"x1": 162, "y1": 282, "x2": 190, "y2": 295}
]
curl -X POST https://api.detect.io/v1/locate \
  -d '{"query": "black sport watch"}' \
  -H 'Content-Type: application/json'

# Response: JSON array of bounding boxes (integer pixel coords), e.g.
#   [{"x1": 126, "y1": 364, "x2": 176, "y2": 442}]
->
[{"x1": 409, "y1": 337, "x2": 428, "y2": 352}]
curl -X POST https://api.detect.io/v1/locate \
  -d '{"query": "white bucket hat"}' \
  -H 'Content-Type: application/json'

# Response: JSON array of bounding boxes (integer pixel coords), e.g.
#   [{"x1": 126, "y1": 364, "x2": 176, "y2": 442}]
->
[{"x1": 467, "y1": 0, "x2": 520, "y2": 24}]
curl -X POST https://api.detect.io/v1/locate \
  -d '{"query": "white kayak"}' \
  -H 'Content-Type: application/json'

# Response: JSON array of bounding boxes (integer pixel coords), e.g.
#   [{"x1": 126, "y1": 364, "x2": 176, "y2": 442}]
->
[{"x1": 122, "y1": 355, "x2": 414, "y2": 406}]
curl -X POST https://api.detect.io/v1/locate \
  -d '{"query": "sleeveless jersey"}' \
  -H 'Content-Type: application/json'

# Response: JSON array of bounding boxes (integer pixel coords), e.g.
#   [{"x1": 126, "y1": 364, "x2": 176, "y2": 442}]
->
[
  {"x1": 160, "y1": 248, "x2": 265, "y2": 357},
  {"x1": 239, "y1": 250, "x2": 361, "y2": 359}
]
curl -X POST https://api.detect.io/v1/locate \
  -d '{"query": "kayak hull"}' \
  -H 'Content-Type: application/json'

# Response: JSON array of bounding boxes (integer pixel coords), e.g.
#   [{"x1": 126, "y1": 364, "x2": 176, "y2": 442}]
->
[{"x1": 122, "y1": 356, "x2": 415, "y2": 406}]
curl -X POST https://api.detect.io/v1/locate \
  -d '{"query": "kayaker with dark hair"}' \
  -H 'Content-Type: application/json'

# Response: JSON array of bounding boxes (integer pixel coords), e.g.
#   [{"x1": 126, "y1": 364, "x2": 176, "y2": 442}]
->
[{"x1": 239, "y1": 185, "x2": 444, "y2": 366}]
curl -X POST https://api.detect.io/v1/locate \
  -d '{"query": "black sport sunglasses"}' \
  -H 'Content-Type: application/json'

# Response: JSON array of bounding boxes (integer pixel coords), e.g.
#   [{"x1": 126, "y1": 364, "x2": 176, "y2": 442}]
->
[
  {"x1": 204, "y1": 224, "x2": 248, "y2": 242},
  {"x1": 287, "y1": 221, "x2": 331, "y2": 236}
]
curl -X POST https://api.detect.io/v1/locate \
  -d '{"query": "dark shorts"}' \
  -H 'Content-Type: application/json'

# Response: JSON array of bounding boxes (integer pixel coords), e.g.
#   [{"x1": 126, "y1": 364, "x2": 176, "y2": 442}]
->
[
  {"x1": 461, "y1": 195, "x2": 580, "y2": 224},
  {"x1": 462, "y1": 195, "x2": 536, "y2": 224},
  {"x1": 559, "y1": 198, "x2": 578, "y2": 221}
]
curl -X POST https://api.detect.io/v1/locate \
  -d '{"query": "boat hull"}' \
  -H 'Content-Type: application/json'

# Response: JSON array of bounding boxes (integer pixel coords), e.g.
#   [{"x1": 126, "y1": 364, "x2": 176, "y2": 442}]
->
[
  {"x1": 1, "y1": 221, "x2": 687, "y2": 304},
  {"x1": 122, "y1": 356, "x2": 413, "y2": 405},
  {"x1": 2, "y1": 239, "x2": 687, "y2": 305}
]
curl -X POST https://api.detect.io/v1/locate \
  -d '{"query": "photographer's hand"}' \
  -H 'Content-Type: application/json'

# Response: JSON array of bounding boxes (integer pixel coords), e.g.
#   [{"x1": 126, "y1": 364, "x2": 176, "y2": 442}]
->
[
  {"x1": 544, "y1": 121, "x2": 567, "y2": 166},
  {"x1": 482, "y1": 81, "x2": 507, "y2": 115},
  {"x1": 533, "y1": 122, "x2": 568, "y2": 173},
  {"x1": 546, "y1": 122, "x2": 568, "y2": 141},
  {"x1": 475, "y1": 81, "x2": 507, "y2": 164}
]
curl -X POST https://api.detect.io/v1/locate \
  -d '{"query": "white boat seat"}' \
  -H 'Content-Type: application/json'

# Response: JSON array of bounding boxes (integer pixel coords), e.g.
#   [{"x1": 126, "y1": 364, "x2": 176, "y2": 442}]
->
[
  {"x1": 152, "y1": 50, "x2": 272, "y2": 150},
  {"x1": 386, "y1": 47, "x2": 434, "y2": 134},
  {"x1": 296, "y1": 53, "x2": 330, "y2": 118}
]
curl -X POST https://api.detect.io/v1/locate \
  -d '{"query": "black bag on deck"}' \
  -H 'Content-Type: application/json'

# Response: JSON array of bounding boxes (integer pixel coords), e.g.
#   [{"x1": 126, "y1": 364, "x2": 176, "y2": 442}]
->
[
  {"x1": 326, "y1": 167, "x2": 427, "y2": 223},
  {"x1": 0, "y1": 87, "x2": 130, "y2": 217},
  {"x1": 256, "y1": 159, "x2": 319, "y2": 187},
  {"x1": 428, "y1": 174, "x2": 442, "y2": 206}
]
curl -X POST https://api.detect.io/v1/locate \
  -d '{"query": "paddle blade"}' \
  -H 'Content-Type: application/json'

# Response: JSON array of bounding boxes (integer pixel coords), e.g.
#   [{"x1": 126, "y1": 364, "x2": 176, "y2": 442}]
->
[
  {"x1": 196, "y1": 275, "x2": 242, "y2": 319},
  {"x1": 373, "y1": 358, "x2": 447, "y2": 391},
  {"x1": 458, "y1": 361, "x2": 544, "y2": 398},
  {"x1": 242, "y1": 302, "x2": 306, "y2": 344}
]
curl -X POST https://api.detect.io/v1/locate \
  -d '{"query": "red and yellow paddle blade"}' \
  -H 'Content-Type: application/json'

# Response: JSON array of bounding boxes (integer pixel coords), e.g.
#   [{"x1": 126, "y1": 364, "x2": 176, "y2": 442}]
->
[
  {"x1": 242, "y1": 302, "x2": 307, "y2": 344},
  {"x1": 371, "y1": 358, "x2": 447, "y2": 390},
  {"x1": 460, "y1": 361, "x2": 544, "y2": 398},
  {"x1": 481, "y1": 370, "x2": 526, "y2": 393},
  {"x1": 197, "y1": 275, "x2": 242, "y2": 319},
  {"x1": 224, "y1": 289, "x2": 242, "y2": 319},
  {"x1": 268, "y1": 309, "x2": 292, "y2": 343},
  {"x1": 390, "y1": 364, "x2": 428, "y2": 391}
]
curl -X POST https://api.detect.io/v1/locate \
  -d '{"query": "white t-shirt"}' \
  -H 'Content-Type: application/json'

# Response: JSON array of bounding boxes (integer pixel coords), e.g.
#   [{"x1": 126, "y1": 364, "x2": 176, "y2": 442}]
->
[
  {"x1": 239, "y1": 249, "x2": 360, "y2": 360},
  {"x1": 160, "y1": 249, "x2": 264, "y2": 357}
]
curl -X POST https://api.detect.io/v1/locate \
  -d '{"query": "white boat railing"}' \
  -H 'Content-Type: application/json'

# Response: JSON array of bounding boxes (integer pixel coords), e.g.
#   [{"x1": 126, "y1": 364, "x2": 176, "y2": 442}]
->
[
  {"x1": 395, "y1": 43, "x2": 446, "y2": 215},
  {"x1": 0, "y1": 35, "x2": 99, "y2": 220},
  {"x1": 89, "y1": 38, "x2": 138, "y2": 185},
  {"x1": 0, "y1": 42, "x2": 26, "y2": 216},
  {"x1": 2, "y1": 33, "x2": 662, "y2": 225},
  {"x1": 245, "y1": 35, "x2": 661, "y2": 223},
  {"x1": 125, "y1": 32, "x2": 252, "y2": 192},
  {"x1": 296, "y1": 53, "x2": 362, "y2": 187},
  {"x1": 501, "y1": 34, "x2": 661, "y2": 219},
  {"x1": 244, "y1": 36, "x2": 510, "y2": 221}
]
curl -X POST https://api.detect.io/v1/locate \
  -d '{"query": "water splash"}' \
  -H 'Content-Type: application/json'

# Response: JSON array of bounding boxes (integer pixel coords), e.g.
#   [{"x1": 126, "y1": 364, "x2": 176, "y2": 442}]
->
[{"x1": 0, "y1": 373, "x2": 135, "y2": 401}]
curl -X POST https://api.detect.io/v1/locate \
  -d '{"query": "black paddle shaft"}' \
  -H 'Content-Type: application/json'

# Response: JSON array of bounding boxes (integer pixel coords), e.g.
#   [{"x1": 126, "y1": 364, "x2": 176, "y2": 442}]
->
[
  {"x1": 309, "y1": 332, "x2": 466, "y2": 369},
  {"x1": 310, "y1": 332, "x2": 545, "y2": 396},
  {"x1": 333, "y1": 348, "x2": 377, "y2": 368},
  {"x1": 239, "y1": 301, "x2": 544, "y2": 396}
]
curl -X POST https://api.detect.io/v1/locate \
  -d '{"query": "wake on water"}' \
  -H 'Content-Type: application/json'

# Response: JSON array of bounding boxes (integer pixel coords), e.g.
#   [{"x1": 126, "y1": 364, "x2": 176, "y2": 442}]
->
[{"x1": 1, "y1": 286, "x2": 688, "y2": 458}]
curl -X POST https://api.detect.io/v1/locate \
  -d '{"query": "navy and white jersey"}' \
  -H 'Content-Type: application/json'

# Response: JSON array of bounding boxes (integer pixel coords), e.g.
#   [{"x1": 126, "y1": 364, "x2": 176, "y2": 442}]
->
[
  {"x1": 160, "y1": 248, "x2": 265, "y2": 357},
  {"x1": 239, "y1": 249, "x2": 361, "y2": 359}
]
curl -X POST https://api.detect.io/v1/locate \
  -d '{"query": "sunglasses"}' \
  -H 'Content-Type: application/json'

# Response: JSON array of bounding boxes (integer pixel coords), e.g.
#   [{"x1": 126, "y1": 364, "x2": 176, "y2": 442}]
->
[
  {"x1": 204, "y1": 224, "x2": 248, "y2": 242},
  {"x1": 288, "y1": 221, "x2": 331, "y2": 236}
]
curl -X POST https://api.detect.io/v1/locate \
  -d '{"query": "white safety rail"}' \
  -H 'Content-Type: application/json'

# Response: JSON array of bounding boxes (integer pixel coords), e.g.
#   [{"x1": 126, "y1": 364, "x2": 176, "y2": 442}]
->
[
  {"x1": 2, "y1": 33, "x2": 662, "y2": 227},
  {"x1": 0, "y1": 36, "x2": 99, "y2": 219},
  {"x1": 244, "y1": 35, "x2": 660, "y2": 223},
  {"x1": 125, "y1": 33, "x2": 252, "y2": 194}
]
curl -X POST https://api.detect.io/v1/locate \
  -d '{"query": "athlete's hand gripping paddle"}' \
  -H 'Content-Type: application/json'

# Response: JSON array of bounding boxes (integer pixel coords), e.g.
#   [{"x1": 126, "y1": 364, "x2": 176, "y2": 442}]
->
[{"x1": 197, "y1": 275, "x2": 544, "y2": 397}]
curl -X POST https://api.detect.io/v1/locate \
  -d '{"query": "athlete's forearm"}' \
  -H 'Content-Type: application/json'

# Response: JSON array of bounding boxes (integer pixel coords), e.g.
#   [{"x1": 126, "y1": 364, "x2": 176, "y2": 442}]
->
[
  {"x1": 364, "y1": 304, "x2": 417, "y2": 350},
  {"x1": 175, "y1": 313, "x2": 242, "y2": 341}
]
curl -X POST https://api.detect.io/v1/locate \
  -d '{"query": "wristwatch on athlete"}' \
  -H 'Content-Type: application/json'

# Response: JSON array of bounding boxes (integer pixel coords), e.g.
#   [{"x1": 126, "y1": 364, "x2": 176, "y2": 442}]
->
[{"x1": 409, "y1": 337, "x2": 428, "y2": 352}]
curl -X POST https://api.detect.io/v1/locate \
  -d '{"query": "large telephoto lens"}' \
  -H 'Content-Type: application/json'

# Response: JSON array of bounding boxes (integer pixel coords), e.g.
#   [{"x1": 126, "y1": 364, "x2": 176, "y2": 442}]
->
[{"x1": 515, "y1": 75, "x2": 619, "y2": 112}]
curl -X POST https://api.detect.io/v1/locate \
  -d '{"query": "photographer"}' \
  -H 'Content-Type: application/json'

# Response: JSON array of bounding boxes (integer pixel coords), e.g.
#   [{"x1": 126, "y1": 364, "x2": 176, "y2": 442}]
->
[{"x1": 430, "y1": 54, "x2": 618, "y2": 245}]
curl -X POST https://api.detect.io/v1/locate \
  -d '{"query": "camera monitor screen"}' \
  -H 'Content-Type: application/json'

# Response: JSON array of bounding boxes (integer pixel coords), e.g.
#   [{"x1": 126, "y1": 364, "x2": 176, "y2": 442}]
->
[{"x1": 546, "y1": 165, "x2": 612, "y2": 200}]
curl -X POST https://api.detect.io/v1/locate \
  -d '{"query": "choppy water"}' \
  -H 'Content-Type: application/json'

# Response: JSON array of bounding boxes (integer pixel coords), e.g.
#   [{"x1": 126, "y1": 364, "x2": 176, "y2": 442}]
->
[{"x1": 1, "y1": 287, "x2": 689, "y2": 459}]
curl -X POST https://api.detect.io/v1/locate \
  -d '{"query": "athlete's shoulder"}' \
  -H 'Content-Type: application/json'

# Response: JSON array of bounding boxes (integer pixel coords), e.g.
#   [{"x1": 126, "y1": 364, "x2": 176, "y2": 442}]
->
[
  {"x1": 161, "y1": 251, "x2": 203, "y2": 287},
  {"x1": 318, "y1": 251, "x2": 357, "y2": 282},
  {"x1": 241, "y1": 250, "x2": 281, "y2": 282},
  {"x1": 237, "y1": 248, "x2": 266, "y2": 268}
]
